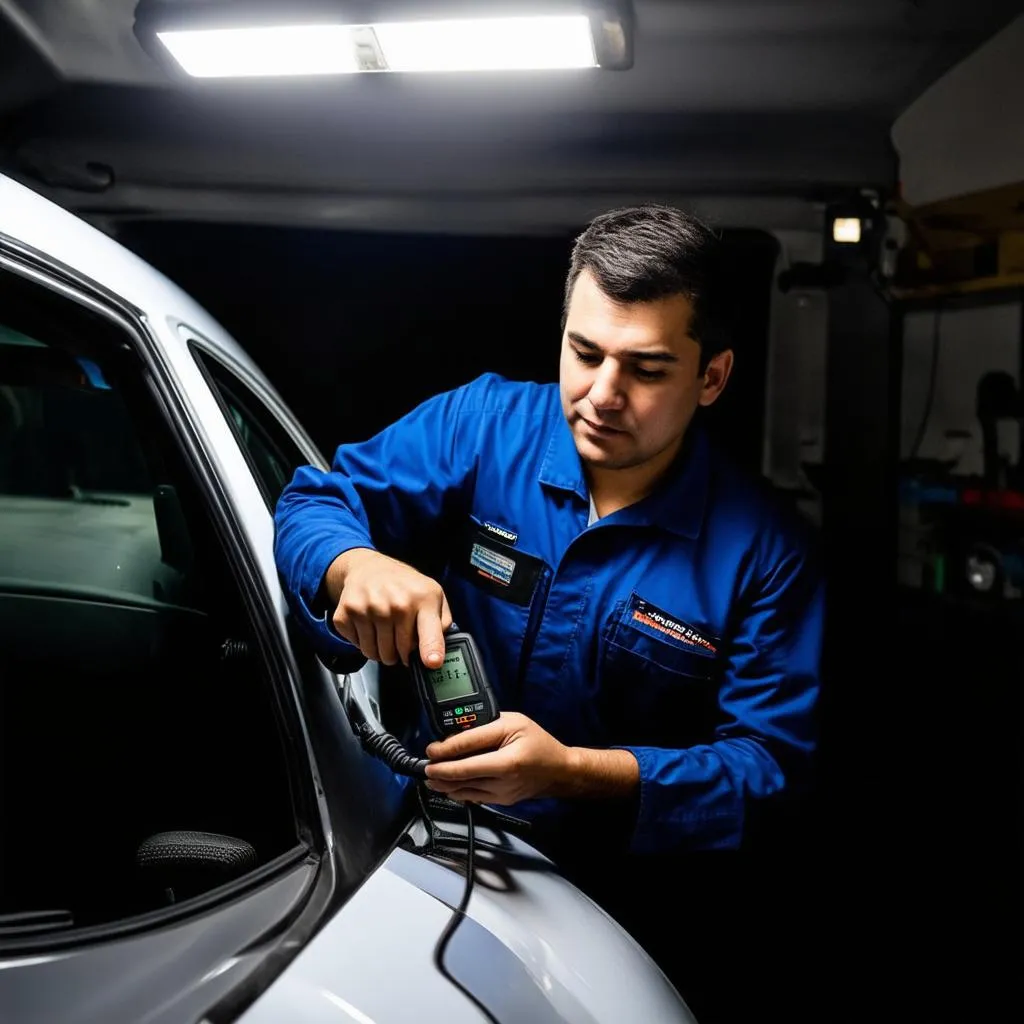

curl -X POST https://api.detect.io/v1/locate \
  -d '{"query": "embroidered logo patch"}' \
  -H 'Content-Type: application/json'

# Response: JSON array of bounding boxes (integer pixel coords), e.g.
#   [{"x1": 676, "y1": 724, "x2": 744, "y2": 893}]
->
[
  {"x1": 482, "y1": 522, "x2": 518, "y2": 546},
  {"x1": 631, "y1": 597, "x2": 718, "y2": 654},
  {"x1": 470, "y1": 542, "x2": 516, "y2": 586}
]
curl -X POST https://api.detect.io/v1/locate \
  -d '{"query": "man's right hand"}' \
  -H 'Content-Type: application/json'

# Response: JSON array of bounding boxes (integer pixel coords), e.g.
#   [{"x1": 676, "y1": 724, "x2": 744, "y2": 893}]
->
[{"x1": 324, "y1": 547, "x2": 452, "y2": 668}]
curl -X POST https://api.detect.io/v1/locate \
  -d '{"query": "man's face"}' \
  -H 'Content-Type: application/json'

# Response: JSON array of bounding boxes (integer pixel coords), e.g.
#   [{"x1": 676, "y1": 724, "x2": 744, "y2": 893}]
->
[{"x1": 559, "y1": 269, "x2": 732, "y2": 472}]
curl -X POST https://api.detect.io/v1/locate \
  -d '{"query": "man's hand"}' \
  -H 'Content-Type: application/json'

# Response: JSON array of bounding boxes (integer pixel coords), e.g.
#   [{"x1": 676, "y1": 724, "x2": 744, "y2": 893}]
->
[
  {"x1": 424, "y1": 712, "x2": 571, "y2": 804},
  {"x1": 424, "y1": 712, "x2": 640, "y2": 805},
  {"x1": 324, "y1": 547, "x2": 451, "y2": 668}
]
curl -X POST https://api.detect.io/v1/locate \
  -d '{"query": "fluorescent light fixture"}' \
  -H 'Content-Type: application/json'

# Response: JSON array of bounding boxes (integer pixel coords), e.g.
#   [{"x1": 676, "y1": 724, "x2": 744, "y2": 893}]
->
[
  {"x1": 375, "y1": 15, "x2": 595, "y2": 72},
  {"x1": 832, "y1": 217, "x2": 862, "y2": 244},
  {"x1": 155, "y1": 14, "x2": 598, "y2": 77},
  {"x1": 157, "y1": 25, "x2": 358, "y2": 77}
]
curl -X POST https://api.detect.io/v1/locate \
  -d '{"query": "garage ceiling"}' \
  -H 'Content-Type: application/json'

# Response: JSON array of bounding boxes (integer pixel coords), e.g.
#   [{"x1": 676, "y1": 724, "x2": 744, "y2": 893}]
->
[{"x1": 1, "y1": 0, "x2": 1021, "y2": 233}]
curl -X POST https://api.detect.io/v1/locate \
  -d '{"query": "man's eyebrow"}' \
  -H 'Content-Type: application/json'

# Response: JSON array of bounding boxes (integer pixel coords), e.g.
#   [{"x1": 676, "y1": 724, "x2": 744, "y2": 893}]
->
[{"x1": 567, "y1": 331, "x2": 679, "y2": 363}]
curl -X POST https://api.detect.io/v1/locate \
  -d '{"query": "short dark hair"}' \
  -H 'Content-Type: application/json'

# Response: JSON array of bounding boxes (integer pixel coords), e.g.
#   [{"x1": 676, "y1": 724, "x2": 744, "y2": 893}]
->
[{"x1": 562, "y1": 204, "x2": 730, "y2": 369}]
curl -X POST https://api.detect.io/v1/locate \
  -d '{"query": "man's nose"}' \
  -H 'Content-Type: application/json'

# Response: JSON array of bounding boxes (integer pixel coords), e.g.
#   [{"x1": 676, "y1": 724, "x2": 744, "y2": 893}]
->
[{"x1": 588, "y1": 362, "x2": 626, "y2": 411}]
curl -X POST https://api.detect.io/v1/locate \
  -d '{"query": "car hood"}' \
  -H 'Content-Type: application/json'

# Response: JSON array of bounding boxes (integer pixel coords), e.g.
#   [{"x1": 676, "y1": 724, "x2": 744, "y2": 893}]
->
[{"x1": 240, "y1": 820, "x2": 695, "y2": 1024}]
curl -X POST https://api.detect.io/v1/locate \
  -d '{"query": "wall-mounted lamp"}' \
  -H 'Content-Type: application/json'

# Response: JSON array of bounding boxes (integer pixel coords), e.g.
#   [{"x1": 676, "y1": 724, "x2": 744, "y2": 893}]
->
[
  {"x1": 831, "y1": 217, "x2": 862, "y2": 245},
  {"x1": 134, "y1": 1, "x2": 633, "y2": 77},
  {"x1": 824, "y1": 194, "x2": 887, "y2": 273}
]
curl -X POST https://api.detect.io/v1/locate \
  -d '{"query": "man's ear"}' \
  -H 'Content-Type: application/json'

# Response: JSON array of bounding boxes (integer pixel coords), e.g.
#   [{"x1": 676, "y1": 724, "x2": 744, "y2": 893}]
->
[{"x1": 697, "y1": 349, "x2": 734, "y2": 407}]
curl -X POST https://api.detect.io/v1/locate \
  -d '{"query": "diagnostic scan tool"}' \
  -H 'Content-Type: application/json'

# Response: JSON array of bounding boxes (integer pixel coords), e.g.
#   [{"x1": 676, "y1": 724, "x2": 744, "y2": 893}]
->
[{"x1": 409, "y1": 629, "x2": 499, "y2": 739}]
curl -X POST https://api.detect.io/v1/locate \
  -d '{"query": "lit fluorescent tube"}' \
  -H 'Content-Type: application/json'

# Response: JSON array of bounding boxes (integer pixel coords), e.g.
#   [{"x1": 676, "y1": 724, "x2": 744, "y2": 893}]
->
[
  {"x1": 156, "y1": 14, "x2": 596, "y2": 77},
  {"x1": 156, "y1": 24, "x2": 358, "y2": 77},
  {"x1": 374, "y1": 15, "x2": 596, "y2": 72}
]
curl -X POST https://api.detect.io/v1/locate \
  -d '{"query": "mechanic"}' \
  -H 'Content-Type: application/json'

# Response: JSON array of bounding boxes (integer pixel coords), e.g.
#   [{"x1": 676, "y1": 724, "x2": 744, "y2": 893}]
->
[{"x1": 274, "y1": 205, "x2": 823, "y2": 1006}]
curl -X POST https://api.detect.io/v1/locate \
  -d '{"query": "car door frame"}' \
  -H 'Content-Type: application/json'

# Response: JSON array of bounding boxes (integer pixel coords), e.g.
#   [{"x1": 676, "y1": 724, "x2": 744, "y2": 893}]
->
[
  {"x1": 181, "y1": 327, "x2": 390, "y2": 759},
  {"x1": 0, "y1": 233, "x2": 404, "y2": 1022}
]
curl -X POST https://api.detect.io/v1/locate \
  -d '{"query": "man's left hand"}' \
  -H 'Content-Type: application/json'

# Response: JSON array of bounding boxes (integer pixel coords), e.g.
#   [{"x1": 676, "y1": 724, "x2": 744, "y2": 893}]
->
[{"x1": 424, "y1": 712, "x2": 574, "y2": 805}]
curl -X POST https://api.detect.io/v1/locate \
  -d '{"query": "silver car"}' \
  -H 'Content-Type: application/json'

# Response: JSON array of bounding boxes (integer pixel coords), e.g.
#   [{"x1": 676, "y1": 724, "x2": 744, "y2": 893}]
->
[{"x1": 0, "y1": 172, "x2": 693, "y2": 1024}]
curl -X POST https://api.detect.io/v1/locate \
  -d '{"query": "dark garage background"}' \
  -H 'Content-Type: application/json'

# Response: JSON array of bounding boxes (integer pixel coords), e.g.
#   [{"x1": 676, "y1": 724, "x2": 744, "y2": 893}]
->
[
  {"x1": 115, "y1": 218, "x2": 1019, "y2": 1024},
  {"x1": 1, "y1": 2, "x2": 1022, "y2": 1021},
  {"x1": 116, "y1": 221, "x2": 779, "y2": 473}
]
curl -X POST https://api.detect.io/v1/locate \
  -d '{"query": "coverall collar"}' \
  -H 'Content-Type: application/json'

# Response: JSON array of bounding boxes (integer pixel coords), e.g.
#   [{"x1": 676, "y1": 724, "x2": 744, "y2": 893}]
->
[{"x1": 539, "y1": 413, "x2": 710, "y2": 540}]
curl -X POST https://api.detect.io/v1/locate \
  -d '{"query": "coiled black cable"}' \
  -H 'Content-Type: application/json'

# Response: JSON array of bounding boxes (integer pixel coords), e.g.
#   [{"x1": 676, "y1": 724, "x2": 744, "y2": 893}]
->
[{"x1": 355, "y1": 722, "x2": 428, "y2": 778}]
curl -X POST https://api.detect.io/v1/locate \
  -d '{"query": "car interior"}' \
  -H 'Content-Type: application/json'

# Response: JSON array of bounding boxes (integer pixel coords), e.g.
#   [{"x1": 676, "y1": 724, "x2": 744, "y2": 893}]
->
[{"x1": 0, "y1": 273, "x2": 300, "y2": 934}]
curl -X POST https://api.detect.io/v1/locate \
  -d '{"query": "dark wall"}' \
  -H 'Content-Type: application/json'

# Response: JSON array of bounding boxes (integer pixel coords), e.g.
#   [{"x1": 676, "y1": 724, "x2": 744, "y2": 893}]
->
[
  {"x1": 113, "y1": 221, "x2": 1021, "y2": 1023},
  {"x1": 117, "y1": 222, "x2": 778, "y2": 473}
]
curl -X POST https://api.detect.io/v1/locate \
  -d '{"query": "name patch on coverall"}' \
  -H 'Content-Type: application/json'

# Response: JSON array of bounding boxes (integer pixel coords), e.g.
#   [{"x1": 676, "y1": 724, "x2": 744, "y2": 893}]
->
[
  {"x1": 481, "y1": 522, "x2": 518, "y2": 546},
  {"x1": 631, "y1": 595, "x2": 718, "y2": 654},
  {"x1": 470, "y1": 542, "x2": 516, "y2": 586},
  {"x1": 455, "y1": 519, "x2": 547, "y2": 606}
]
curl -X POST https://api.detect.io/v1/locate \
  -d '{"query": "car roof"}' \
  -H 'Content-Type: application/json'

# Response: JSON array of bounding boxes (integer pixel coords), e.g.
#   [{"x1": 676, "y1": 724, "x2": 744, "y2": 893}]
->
[{"x1": 0, "y1": 172, "x2": 262, "y2": 377}]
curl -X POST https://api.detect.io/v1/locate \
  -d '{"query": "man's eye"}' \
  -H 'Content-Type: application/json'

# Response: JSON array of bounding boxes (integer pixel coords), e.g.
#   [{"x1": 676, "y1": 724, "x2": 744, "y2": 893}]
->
[
  {"x1": 573, "y1": 349, "x2": 601, "y2": 366},
  {"x1": 635, "y1": 367, "x2": 667, "y2": 381}
]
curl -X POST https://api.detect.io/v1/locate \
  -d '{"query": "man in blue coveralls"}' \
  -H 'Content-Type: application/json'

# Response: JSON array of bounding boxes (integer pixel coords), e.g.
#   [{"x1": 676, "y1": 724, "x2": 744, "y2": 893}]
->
[{"x1": 275, "y1": 205, "x2": 823, "y2": 1013}]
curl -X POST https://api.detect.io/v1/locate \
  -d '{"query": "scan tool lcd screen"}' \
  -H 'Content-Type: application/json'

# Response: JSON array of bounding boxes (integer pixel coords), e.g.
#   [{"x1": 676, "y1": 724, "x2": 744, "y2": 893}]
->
[{"x1": 428, "y1": 648, "x2": 477, "y2": 702}]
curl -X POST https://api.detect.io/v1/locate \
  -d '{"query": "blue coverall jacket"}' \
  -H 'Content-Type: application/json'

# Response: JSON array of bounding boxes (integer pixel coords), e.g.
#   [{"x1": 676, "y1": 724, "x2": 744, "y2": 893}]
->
[{"x1": 274, "y1": 373, "x2": 823, "y2": 854}]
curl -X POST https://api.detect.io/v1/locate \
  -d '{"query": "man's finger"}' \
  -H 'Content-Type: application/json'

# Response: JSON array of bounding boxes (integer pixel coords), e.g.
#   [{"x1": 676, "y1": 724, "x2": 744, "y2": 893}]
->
[
  {"x1": 425, "y1": 718, "x2": 507, "y2": 761},
  {"x1": 374, "y1": 620, "x2": 398, "y2": 666},
  {"x1": 416, "y1": 605, "x2": 446, "y2": 668},
  {"x1": 351, "y1": 616, "x2": 380, "y2": 663},
  {"x1": 424, "y1": 749, "x2": 507, "y2": 782},
  {"x1": 440, "y1": 593, "x2": 453, "y2": 633},
  {"x1": 331, "y1": 607, "x2": 357, "y2": 646},
  {"x1": 393, "y1": 614, "x2": 414, "y2": 667}
]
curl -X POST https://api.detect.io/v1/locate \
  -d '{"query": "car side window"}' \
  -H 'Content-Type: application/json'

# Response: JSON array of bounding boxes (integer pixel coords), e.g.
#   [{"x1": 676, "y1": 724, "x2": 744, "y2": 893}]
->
[
  {"x1": 0, "y1": 321, "x2": 205, "y2": 611},
  {"x1": 0, "y1": 271, "x2": 305, "y2": 938},
  {"x1": 191, "y1": 347, "x2": 310, "y2": 510}
]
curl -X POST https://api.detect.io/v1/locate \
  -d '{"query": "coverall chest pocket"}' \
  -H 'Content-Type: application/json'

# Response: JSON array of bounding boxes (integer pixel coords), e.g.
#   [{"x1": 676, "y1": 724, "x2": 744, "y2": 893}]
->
[
  {"x1": 442, "y1": 516, "x2": 549, "y2": 698},
  {"x1": 598, "y1": 595, "x2": 722, "y2": 748}
]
